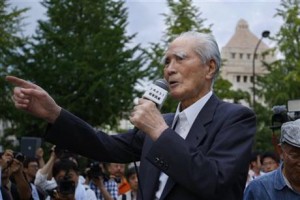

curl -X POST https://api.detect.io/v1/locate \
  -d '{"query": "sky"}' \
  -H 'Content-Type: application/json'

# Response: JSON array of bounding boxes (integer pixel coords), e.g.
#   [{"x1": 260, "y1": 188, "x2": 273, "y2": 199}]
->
[{"x1": 10, "y1": 0, "x2": 282, "y2": 50}]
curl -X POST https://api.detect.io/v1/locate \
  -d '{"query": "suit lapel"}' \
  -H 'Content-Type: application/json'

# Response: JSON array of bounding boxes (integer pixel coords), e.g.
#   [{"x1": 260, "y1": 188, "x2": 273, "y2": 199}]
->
[
  {"x1": 159, "y1": 95, "x2": 220, "y2": 199},
  {"x1": 185, "y1": 94, "x2": 219, "y2": 146}
]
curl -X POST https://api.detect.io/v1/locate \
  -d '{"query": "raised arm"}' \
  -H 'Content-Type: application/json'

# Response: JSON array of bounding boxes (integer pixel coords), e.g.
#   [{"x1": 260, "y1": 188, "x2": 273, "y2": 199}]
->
[{"x1": 5, "y1": 76, "x2": 61, "y2": 123}]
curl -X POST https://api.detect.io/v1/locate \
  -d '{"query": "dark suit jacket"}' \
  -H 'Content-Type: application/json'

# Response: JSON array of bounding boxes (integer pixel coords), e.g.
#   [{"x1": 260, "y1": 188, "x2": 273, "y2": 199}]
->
[{"x1": 45, "y1": 94, "x2": 256, "y2": 200}]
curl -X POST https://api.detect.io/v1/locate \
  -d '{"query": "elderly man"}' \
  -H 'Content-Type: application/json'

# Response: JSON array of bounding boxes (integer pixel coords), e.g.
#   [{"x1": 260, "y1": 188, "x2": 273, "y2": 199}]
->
[
  {"x1": 244, "y1": 119, "x2": 300, "y2": 199},
  {"x1": 6, "y1": 31, "x2": 256, "y2": 200}
]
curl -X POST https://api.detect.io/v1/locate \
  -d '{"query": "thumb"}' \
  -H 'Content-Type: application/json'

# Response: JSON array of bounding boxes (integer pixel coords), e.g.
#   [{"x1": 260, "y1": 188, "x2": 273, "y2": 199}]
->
[{"x1": 20, "y1": 88, "x2": 46, "y2": 98}]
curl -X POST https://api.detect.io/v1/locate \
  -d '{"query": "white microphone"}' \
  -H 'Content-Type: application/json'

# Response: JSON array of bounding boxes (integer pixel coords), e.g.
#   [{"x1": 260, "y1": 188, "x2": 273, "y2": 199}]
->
[{"x1": 142, "y1": 79, "x2": 169, "y2": 109}]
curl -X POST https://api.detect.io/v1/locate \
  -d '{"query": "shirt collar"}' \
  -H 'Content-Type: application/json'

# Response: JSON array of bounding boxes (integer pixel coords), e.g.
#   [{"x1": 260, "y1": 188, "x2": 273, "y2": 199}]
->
[
  {"x1": 277, "y1": 163, "x2": 300, "y2": 194},
  {"x1": 172, "y1": 91, "x2": 213, "y2": 128},
  {"x1": 274, "y1": 163, "x2": 287, "y2": 191}
]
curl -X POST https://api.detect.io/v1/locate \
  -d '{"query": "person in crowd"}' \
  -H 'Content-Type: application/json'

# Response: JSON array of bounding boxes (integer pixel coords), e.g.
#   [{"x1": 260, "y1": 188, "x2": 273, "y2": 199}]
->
[
  {"x1": 50, "y1": 158, "x2": 97, "y2": 200},
  {"x1": 87, "y1": 162, "x2": 118, "y2": 200},
  {"x1": 260, "y1": 151, "x2": 280, "y2": 173},
  {"x1": 23, "y1": 157, "x2": 46, "y2": 199},
  {"x1": 105, "y1": 163, "x2": 130, "y2": 195},
  {"x1": 34, "y1": 146, "x2": 58, "y2": 194},
  {"x1": 244, "y1": 119, "x2": 300, "y2": 199},
  {"x1": 118, "y1": 166, "x2": 138, "y2": 200},
  {"x1": 35, "y1": 146, "x2": 97, "y2": 199},
  {"x1": 1, "y1": 151, "x2": 32, "y2": 200},
  {"x1": 35, "y1": 147, "x2": 45, "y2": 168},
  {"x1": 6, "y1": 31, "x2": 256, "y2": 200},
  {"x1": 246, "y1": 152, "x2": 264, "y2": 187},
  {"x1": 0, "y1": 149, "x2": 14, "y2": 199}
]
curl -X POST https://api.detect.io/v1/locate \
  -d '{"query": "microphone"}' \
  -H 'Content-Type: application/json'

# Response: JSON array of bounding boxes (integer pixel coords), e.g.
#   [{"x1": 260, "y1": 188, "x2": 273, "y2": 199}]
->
[
  {"x1": 132, "y1": 79, "x2": 169, "y2": 133},
  {"x1": 141, "y1": 79, "x2": 169, "y2": 109}
]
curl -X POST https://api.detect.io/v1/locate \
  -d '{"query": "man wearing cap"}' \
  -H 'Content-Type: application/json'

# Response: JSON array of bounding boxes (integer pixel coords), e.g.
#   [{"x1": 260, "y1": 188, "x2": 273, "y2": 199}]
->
[{"x1": 244, "y1": 119, "x2": 300, "y2": 199}]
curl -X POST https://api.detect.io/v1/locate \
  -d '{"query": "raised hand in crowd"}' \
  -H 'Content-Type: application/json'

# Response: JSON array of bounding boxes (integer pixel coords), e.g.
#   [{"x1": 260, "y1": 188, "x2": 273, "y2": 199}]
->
[
  {"x1": 0, "y1": 149, "x2": 13, "y2": 169},
  {"x1": 35, "y1": 147, "x2": 45, "y2": 168},
  {"x1": 10, "y1": 158, "x2": 32, "y2": 199}
]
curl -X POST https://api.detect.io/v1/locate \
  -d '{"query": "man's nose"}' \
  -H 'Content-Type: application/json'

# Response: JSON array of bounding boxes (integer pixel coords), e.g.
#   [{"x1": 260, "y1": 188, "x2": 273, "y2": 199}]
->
[{"x1": 165, "y1": 61, "x2": 177, "y2": 75}]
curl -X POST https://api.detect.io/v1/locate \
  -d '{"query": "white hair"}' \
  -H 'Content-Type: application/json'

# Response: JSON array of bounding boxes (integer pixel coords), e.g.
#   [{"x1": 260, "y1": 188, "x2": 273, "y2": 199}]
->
[{"x1": 176, "y1": 31, "x2": 221, "y2": 79}]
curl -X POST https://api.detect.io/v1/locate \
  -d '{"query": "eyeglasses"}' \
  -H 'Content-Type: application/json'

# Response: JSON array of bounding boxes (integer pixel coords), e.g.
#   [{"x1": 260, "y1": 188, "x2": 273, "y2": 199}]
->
[{"x1": 262, "y1": 161, "x2": 277, "y2": 166}]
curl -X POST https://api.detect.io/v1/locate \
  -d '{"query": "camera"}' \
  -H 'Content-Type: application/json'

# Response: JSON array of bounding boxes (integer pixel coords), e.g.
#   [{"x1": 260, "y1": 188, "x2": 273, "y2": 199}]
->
[
  {"x1": 46, "y1": 175, "x2": 76, "y2": 198},
  {"x1": 13, "y1": 152, "x2": 25, "y2": 163},
  {"x1": 57, "y1": 175, "x2": 76, "y2": 196},
  {"x1": 88, "y1": 162, "x2": 109, "y2": 181},
  {"x1": 270, "y1": 99, "x2": 300, "y2": 130}
]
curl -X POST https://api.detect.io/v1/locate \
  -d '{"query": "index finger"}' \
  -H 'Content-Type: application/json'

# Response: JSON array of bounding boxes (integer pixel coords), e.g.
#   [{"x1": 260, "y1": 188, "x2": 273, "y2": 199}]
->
[{"x1": 5, "y1": 76, "x2": 38, "y2": 89}]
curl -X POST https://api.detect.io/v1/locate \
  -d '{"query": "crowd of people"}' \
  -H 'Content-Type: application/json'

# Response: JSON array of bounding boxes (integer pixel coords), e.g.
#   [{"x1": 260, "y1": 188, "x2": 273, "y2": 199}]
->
[
  {"x1": 4, "y1": 30, "x2": 300, "y2": 199},
  {"x1": 0, "y1": 146, "x2": 139, "y2": 199}
]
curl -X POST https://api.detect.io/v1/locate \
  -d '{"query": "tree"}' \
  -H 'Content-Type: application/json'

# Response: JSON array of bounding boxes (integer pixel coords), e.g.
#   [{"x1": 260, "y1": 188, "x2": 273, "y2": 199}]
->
[
  {"x1": 255, "y1": 0, "x2": 300, "y2": 151},
  {"x1": 0, "y1": 0, "x2": 29, "y2": 148},
  {"x1": 5, "y1": 0, "x2": 148, "y2": 137},
  {"x1": 0, "y1": 0, "x2": 28, "y2": 110},
  {"x1": 258, "y1": 0, "x2": 300, "y2": 107}
]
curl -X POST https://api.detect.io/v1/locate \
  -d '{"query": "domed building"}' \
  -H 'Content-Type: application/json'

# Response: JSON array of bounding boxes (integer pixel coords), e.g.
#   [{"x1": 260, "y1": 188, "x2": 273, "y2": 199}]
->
[{"x1": 220, "y1": 19, "x2": 275, "y2": 107}]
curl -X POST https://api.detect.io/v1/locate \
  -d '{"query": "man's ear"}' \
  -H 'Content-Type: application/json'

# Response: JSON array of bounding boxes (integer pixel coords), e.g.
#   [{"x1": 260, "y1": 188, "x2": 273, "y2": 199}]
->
[
  {"x1": 277, "y1": 144, "x2": 284, "y2": 160},
  {"x1": 206, "y1": 59, "x2": 217, "y2": 79}
]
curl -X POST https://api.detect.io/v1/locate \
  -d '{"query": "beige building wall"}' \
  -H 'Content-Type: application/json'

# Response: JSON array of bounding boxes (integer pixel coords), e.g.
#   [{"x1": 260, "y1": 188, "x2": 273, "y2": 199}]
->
[{"x1": 221, "y1": 19, "x2": 275, "y2": 106}]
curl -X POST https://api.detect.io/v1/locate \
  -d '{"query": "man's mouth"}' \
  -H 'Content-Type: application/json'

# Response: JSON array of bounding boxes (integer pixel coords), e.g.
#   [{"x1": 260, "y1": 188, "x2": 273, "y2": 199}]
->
[{"x1": 169, "y1": 80, "x2": 178, "y2": 86}]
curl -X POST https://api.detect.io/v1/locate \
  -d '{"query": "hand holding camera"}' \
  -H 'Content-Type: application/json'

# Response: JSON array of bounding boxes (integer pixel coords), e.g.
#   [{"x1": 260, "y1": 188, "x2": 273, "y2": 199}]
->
[{"x1": 0, "y1": 149, "x2": 13, "y2": 169}]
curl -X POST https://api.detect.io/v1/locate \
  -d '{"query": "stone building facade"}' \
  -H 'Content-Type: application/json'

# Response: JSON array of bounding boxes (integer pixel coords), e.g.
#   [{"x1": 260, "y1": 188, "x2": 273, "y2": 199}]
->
[{"x1": 220, "y1": 19, "x2": 275, "y2": 106}]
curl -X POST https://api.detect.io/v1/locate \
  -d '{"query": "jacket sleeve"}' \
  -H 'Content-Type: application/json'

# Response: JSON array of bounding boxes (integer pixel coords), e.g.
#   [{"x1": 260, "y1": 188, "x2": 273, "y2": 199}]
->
[{"x1": 44, "y1": 109, "x2": 144, "y2": 163}]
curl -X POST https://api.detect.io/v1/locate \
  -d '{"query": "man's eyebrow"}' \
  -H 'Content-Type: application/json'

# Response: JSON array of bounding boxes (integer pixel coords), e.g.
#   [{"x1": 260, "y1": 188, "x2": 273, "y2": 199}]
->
[
  {"x1": 161, "y1": 51, "x2": 188, "y2": 64},
  {"x1": 174, "y1": 51, "x2": 187, "y2": 58}
]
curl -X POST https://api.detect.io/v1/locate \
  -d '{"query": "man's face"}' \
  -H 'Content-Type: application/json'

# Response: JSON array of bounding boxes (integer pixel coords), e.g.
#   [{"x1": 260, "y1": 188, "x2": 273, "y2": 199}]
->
[
  {"x1": 163, "y1": 37, "x2": 216, "y2": 109},
  {"x1": 25, "y1": 161, "x2": 39, "y2": 178},
  {"x1": 54, "y1": 170, "x2": 78, "y2": 200},
  {"x1": 262, "y1": 157, "x2": 278, "y2": 173},
  {"x1": 282, "y1": 144, "x2": 300, "y2": 184},
  {"x1": 128, "y1": 173, "x2": 138, "y2": 191},
  {"x1": 55, "y1": 170, "x2": 78, "y2": 185},
  {"x1": 107, "y1": 163, "x2": 125, "y2": 177}
]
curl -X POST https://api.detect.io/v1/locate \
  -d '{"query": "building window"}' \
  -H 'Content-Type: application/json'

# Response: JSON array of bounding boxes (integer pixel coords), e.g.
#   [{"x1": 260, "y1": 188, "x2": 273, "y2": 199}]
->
[
  {"x1": 247, "y1": 53, "x2": 251, "y2": 59},
  {"x1": 237, "y1": 75, "x2": 240, "y2": 82},
  {"x1": 240, "y1": 53, "x2": 243, "y2": 59},
  {"x1": 243, "y1": 76, "x2": 247, "y2": 83},
  {"x1": 251, "y1": 76, "x2": 254, "y2": 83},
  {"x1": 231, "y1": 53, "x2": 236, "y2": 59}
]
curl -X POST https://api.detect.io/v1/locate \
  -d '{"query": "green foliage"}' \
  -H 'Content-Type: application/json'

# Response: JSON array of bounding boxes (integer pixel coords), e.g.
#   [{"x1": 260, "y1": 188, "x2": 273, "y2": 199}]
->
[
  {"x1": 214, "y1": 75, "x2": 250, "y2": 103},
  {"x1": 4, "y1": 0, "x2": 148, "y2": 138},
  {"x1": 252, "y1": 102, "x2": 274, "y2": 152},
  {"x1": 255, "y1": 0, "x2": 300, "y2": 151},
  {"x1": 258, "y1": 0, "x2": 300, "y2": 107},
  {"x1": 0, "y1": 0, "x2": 29, "y2": 149},
  {"x1": 163, "y1": 0, "x2": 211, "y2": 43}
]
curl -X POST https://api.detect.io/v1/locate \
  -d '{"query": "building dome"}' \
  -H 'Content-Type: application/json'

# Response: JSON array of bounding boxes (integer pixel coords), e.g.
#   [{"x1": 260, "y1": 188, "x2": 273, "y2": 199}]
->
[{"x1": 224, "y1": 18, "x2": 268, "y2": 50}]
